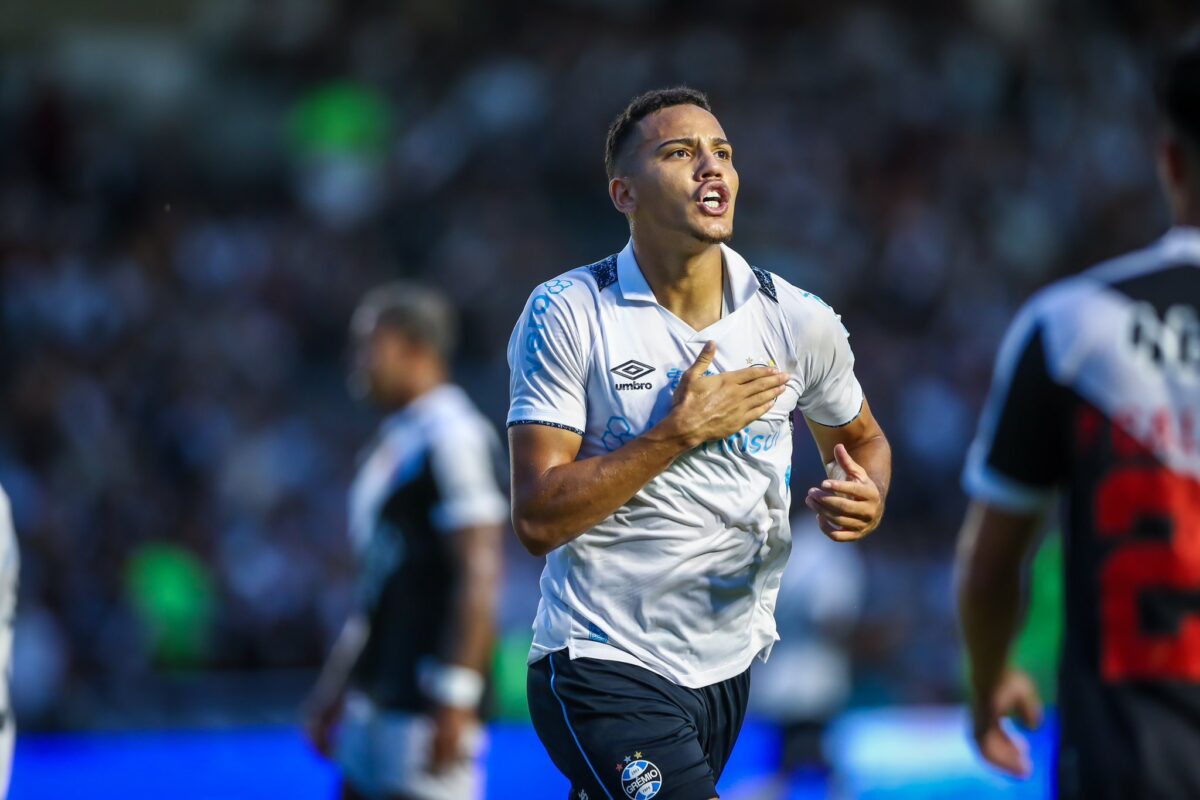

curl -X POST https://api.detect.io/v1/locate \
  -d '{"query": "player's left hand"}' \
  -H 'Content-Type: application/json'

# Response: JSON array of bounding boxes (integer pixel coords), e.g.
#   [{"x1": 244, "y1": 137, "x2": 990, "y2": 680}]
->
[
  {"x1": 429, "y1": 704, "x2": 476, "y2": 773},
  {"x1": 971, "y1": 668, "x2": 1042, "y2": 778},
  {"x1": 804, "y1": 443, "x2": 883, "y2": 542}
]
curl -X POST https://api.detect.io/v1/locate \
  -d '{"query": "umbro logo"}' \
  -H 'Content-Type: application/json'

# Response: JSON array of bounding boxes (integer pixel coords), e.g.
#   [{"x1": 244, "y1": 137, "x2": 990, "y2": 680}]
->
[
  {"x1": 611, "y1": 360, "x2": 655, "y2": 391},
  {"x1": 612, "y1": 360, "x2": 655, "y2": 380}
]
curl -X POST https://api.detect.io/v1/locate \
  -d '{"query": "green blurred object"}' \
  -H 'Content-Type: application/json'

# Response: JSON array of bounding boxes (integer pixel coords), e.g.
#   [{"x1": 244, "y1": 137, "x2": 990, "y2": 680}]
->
[
  {"x1": 125, "y1": 543, "x2": 216, "y2": 667},
  {"x1": 1014, "y1": 531, "x2": 1064, "y2": 702},
  {"x1": 288, "y1": 81, "x2": 393, "y2": 158},
  {"x1": 491, "y1": 630, "x2": 534, "y2": 721}
]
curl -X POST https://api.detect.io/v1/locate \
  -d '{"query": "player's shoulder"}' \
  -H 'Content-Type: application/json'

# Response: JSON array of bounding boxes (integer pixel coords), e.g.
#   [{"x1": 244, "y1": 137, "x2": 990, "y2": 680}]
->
[
  {"x1": 513, "y1": 254, "x2": 622, "y2": 350},
  {"x1": 424, "y1": 384, "x2": 488, "y2": 424},
  {"x1": 417, "y1": 385, "x2": 497, "y2": 446},
  {"x1": 524, "y1": 254, "x2": 619, "y2": 305},
  {"x1": 763, "y1": 269, "x2": 846, "y2": 332},
  {"x1": 1018, "y1": 239, "x2": 1167, "y2": 330}
]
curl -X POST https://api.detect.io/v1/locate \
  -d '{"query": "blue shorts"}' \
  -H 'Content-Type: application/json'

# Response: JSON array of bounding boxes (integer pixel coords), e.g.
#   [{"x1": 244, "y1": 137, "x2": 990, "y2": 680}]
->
[{"x1": 527, "y1": 650, "x2": 750, "y2": 800}]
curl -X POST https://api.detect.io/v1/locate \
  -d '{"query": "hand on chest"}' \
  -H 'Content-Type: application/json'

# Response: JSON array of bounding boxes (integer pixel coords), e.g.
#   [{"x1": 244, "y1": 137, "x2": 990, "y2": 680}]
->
[{"x1": 586, "y1": 322, "x2": 800, "y2": 452}]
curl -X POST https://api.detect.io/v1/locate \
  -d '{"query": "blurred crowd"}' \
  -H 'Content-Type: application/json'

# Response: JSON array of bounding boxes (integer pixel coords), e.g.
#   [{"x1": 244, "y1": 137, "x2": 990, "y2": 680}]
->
[{"x1": 0, "y1": 0, "x2": 1187, "y2": 728}]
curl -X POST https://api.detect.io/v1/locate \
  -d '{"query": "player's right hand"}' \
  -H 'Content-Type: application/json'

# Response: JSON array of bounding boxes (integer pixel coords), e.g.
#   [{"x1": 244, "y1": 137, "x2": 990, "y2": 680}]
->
[
  {"x1": 971, "y1": 668, "x2": 1042, "y2": 778},
  {"x1": 665, "y1": 341, "x2": 788, "y2": 448}
]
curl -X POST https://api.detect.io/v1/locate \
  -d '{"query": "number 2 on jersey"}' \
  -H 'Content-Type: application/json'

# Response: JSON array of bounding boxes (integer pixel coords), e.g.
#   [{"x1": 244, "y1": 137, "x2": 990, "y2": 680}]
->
[{"x1": 1097, "y1": 466, "x2": 1200, "y2": 682}]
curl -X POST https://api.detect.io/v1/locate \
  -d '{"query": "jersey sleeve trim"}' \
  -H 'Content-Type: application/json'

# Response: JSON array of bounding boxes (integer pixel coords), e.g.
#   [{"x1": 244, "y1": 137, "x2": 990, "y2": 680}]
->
[
  {"x1": 507, "y1": 419, "x2": 585, "y2": 436},
  {"x1": 961, "y1": 456, "x2": 1055, "y2": 514},
  {"x1": 805, "y1": 395, "x2": 865, "y2": 428}
]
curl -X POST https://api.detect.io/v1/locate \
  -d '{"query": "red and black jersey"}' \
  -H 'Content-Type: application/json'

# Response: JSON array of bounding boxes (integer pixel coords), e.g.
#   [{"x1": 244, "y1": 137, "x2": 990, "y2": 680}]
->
[{"x1": 964, "y1": 227, "x2": 1200, "y2": 800}]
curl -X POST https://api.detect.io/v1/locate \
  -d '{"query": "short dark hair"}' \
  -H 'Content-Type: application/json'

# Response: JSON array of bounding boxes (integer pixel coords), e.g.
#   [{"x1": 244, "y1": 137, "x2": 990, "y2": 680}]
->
[
  {"x1": 604, "y1": 87, "x2": 712, "y2": 179},
  {"x1": 351, "y1": 281, "x2": 457, "y2": 360},
  {"x1": 1157, "y1": 32, "x2": 1200, "y2": 149}
]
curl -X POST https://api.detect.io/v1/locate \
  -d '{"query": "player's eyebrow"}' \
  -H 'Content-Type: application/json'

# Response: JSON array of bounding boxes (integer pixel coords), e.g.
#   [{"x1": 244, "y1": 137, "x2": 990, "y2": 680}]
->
[{"x1": 655, "y1": 136, "x2": 732, "y2": 152}]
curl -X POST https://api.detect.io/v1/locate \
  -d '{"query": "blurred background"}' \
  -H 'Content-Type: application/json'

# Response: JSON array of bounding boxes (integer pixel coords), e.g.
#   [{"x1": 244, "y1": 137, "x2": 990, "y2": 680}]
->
[{"x1": 0, "y1": 0, "x2": 1191, "y2": 797}]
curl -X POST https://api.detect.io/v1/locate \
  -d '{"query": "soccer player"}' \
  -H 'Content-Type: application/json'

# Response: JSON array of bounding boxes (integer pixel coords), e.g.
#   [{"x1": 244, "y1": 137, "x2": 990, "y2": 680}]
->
[
  {"x1": 304, "y1": 283, "x2": 507, "y2": 800},
  {"x1": 956, "y1": 38, "x2": 1200, "y2": 799},
  {"x1": 507, "y1": 88, "x2": 891, "y2": 800}
]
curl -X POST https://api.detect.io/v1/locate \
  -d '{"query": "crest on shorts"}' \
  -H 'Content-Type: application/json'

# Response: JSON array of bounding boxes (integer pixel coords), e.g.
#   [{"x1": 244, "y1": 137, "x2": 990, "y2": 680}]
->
[{"x1": 618, "y1": 753, "x2": 662, "y2": 800}]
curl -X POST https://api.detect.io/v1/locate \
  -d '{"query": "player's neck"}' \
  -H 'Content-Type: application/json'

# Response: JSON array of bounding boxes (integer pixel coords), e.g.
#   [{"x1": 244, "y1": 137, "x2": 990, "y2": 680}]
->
[
  {"x1": 388, "y1": 368, "x2": 448, "y2": 412},
  {"x1": 631, "y1": 235, "x2": 725, "y2": 331},
  {"x1": 1166, "y1": 180, "x2": 1200, "y2": 228},
  {"x1": 1173, "y1": 207, "x2": 1200, "y2": 229}
]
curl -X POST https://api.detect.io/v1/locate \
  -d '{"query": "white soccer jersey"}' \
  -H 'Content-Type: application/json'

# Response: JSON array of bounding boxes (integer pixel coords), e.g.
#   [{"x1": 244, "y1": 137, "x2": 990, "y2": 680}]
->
[
  {"x1": 348, "y1": 384, "x2": 508, "y2": 556},
  {"x1": 507, "y1": 240, "x2": 864, "y2": 688}
]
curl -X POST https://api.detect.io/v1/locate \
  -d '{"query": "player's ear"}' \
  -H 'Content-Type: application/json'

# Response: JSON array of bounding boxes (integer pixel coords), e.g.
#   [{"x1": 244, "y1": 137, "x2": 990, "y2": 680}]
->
[{"x1": 609, "y1": 176, "x2": 636, "y2": 215}]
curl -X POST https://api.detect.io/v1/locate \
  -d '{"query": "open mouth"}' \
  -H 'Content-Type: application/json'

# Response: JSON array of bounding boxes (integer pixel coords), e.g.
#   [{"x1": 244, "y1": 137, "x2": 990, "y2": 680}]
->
[{"x1": 697, "y1": 183, "x2": 730, "y2": 216}]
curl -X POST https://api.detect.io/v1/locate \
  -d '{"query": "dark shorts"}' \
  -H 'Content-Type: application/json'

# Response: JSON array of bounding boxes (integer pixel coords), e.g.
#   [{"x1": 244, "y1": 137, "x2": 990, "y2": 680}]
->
[{"x1": 527, "y1": 650, "x2": 750, "y2": 800}]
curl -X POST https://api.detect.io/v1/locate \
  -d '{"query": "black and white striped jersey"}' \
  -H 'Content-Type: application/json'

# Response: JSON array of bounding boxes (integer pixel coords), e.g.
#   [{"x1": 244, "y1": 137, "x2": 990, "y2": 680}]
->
[
  {"x1": 347, "y1": 384, "x2": 507, "y2": 712},
  {"x1": 965, "y1": 227, "x2": 1200, "y2": 799}
]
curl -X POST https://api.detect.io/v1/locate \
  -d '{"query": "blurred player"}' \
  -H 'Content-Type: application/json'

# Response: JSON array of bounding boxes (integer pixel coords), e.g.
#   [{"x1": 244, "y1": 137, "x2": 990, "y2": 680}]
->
[
  {"x1": 507, "y1": 88, "x2": 891, "y2": 800},
  {"x1": 0, "y1": 486, "x2": 17, "y2": 797},
  {"x1": 304, "y1": 283, "x2": 507, "y2": 800},
  {"x1": 956, "y1": 37, "x2": 1200, "y2": 799}
]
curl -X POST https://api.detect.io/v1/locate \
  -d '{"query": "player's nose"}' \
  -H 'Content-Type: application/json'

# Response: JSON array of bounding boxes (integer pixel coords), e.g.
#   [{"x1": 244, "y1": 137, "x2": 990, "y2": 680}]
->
[{"x1": 695, "y1": 147, "x2": 724, "y2": 179}]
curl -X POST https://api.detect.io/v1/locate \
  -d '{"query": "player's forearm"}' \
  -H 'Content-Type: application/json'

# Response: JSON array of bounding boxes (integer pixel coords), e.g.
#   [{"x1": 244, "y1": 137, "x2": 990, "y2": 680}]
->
[
  {"x1": 844, "y1": 434, "x2": 891, "y2": 507},
  {"x1": 956, "y1": 513, "x2": 1025, "y2": 709},
  {"x1": 308, "y1": 614, "x2": 368, "y2": 706},
  {"x1": 959, "y1": 567, "x2": 1022, "y2": 710},
  {"x1": 512, "y1": 420, "x2": 690, "y2": 556},
  {"x1": 955, "y1": 503, "x2": 1041, "y2": 711},
  {"x1": 443, "y1": 526, "x2": 501, "y2": 676},
  {"x1": 447, "y1": 593, "x2": 493, "y2": 677}
]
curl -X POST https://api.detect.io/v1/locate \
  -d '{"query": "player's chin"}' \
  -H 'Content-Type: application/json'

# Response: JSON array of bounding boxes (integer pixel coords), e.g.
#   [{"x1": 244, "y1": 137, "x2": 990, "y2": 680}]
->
[{"x1": 691, "y1": 219, "x2": 734, "y2": 245}]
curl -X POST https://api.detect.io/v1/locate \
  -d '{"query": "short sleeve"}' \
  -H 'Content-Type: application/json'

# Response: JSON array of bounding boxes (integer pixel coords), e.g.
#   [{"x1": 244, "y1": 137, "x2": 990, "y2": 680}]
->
[
  {"x1": 507, "y1": 281, "x2": 589, "y2": 435},
  {"x1": 962, "y1": 306, "x2": 1067, "y2": 513},
  {"x1": 796, "y1": 303, "x2": 865, "y2": 427},
  {"x1": 428, "y1": 421, "x2": 508, "y2": 533}
]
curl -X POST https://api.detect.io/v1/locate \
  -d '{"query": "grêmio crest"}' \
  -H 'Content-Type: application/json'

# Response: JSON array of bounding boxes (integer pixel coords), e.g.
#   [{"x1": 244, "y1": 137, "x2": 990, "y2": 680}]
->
[{"x1": 618, "y1": 753, "x2": 662, "y2": 799}]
